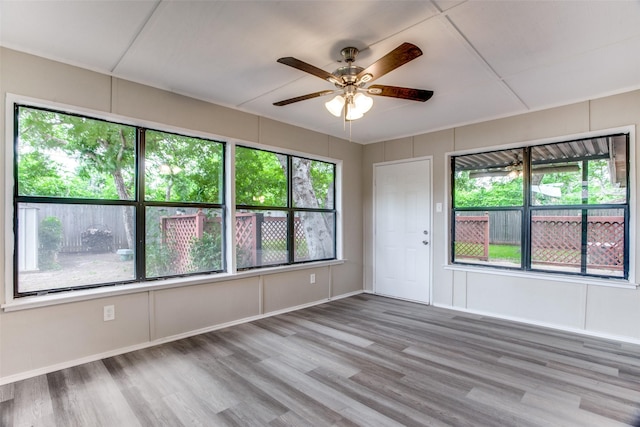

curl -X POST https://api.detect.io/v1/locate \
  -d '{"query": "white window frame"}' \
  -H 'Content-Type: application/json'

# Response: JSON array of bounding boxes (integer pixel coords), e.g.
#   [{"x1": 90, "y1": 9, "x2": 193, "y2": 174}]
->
[
  {"x1": 3, "y1": 94, "x2": 344, "y2": 310},
  {"x1": 444, "y1": 125, "x2": 637, "y2": 289}
]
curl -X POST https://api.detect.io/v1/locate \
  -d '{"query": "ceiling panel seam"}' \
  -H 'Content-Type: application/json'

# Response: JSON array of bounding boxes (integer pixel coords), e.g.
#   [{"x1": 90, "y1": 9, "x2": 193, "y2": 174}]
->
[
  {"x1": 443, "y1": 15, "x2": 529, "y2": 111},
  {"x1": 109, "y1": 0, "x2": 163, "y2": 73}
]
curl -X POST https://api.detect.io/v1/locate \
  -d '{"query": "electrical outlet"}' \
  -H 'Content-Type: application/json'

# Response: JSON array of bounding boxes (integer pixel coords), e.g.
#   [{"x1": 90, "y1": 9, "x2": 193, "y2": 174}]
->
[
  {"x1": 310, "y1": 273, "x2": 316, "y2": 284},
  {"x1": 103, "y1": 305, "x2": 115, "y2": 321}
]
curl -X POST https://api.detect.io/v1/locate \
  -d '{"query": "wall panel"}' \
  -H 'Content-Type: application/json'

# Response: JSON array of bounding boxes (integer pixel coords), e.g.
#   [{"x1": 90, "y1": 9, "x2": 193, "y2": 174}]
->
[{"x1": 0, "y1": 47, "x2": 363, "y2": 383}]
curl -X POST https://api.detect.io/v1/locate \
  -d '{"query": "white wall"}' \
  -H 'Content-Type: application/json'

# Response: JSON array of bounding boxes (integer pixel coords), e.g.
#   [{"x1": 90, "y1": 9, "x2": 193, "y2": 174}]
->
[
  {"x1": 363, "y1": 92, "x2": 640, "y2": 343},
  {"x1": 0, "y1": 48, "x2": 364, "y2": 383}
]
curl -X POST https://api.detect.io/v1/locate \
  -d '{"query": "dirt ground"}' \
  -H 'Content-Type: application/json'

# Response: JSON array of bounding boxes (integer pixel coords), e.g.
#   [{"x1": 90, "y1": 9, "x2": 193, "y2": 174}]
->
[{"x1": 19, "y1": 252, "x2": 135, "y2": 293}]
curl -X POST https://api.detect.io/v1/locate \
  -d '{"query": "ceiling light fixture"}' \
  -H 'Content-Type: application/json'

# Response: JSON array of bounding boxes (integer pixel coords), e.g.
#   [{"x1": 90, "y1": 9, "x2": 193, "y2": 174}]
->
[{"x1": 325, "y1": 91, "x2": 373, "y2": 121}]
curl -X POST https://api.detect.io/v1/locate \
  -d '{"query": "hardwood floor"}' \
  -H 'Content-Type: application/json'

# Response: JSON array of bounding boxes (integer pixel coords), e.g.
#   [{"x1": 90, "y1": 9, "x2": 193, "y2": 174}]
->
[{"x1": 2, "y1": 294, "x2": 640, "y2": 426}]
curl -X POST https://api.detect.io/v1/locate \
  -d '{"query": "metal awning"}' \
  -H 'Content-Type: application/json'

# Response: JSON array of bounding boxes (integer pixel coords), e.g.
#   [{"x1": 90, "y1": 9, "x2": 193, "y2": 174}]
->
[{"x1": 454, "y1": 134, "x2": 627, "y2": 186}]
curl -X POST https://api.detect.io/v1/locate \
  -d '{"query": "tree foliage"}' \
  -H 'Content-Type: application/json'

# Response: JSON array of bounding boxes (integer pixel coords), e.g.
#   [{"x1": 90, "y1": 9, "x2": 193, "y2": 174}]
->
[
  {"x1": 235, "y1": 147, "x2": 288, "y2": 206},
  {"x1": 455, "y1": 159, "x2": 624, "y2": 208},
  {"x1": 454, "y1": 172, "x2": 523, "y2": 207},
  {"x1": 18, "y1": 106, "x2": 336, "y2": 266},
  {"x1": 145, "y1": 130, "x2": 223, "y2": 203}
]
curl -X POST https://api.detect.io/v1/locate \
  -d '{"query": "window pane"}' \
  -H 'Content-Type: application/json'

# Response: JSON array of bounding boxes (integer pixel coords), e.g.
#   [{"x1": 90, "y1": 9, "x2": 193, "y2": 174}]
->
[
  {"x1": 453, "y1": 211, "x2": 521, "y2": 268},
  {"x1": 530, "y1": 210, "x2": 581, "y2": 274},
  {"x1": 145, "y1": 130, "x2": 223, "y2": 203},
  {"x1": 292, "y1": 157, "x2": 335, "y2": 209},
  {"x1": 531, "y1": 136, "x2": 627, "y2": 206},
  {"x1": 235, "y1": 147, "x2": 287, "y2": 207},
  {"x1": 145, "y1": 207, "x2": 223, "y2": 278},
  {"x1": 531, "y1": 162, "x2": 582, "y2": 205},
  {"x1": 587, "y1": 208, "x2": 625, "y2": 277},
  {"x1": 587, "y1": 158, "x2": 626, "y2": 204},
  {"x1": 294, "y1": 211, "x2": 335, "y2": 262},
  {"x1": 453, "y1": 149, "x2": 523, "y2": 207},
  {"x1": 17, "y1": 203, "x2": 135, "y2": 293},
  {"x1": 17, "y1": 107, "x2": 135, "y2": 200},
  {"x1": 236, "y1": 210, "x2": 288, "y2": 268}
]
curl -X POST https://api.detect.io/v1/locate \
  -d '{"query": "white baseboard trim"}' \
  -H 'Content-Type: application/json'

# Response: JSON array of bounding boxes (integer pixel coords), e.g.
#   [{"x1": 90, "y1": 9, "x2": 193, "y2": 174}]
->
[
  {"x1": 0, "y1": 290, "x2": 364, "y2": 386},
  {"x1": 432, "y1": 303, "x2": 640, "y2": 346}
]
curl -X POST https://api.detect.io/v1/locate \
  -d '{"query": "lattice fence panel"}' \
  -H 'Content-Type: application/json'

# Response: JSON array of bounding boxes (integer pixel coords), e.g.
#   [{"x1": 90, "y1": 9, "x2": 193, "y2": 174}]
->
[
  {"x1": 161, "y1": 212, "x2": 204, "y2": 274},
  {"x1": 163, "y1": 213, "x2": 310, "y2": 269},
  {"x1": 294, "y1": 219, "x2": 308, "y2": 260},
  {"x1": 261, "y1": 218, "x2": 288, "y2": 264},
  {"x1": 587, "y1": 216, "x2": 624, "y2": 270},
  {"x1": 455, "y1": 215, "x2": 489, "y2": 260},
  {"x1": 236, "y1": 213, "x2": 260, "y2": 267},
  {"x1": 531, "y1": 216, "x2": 581, "y2": 267}
]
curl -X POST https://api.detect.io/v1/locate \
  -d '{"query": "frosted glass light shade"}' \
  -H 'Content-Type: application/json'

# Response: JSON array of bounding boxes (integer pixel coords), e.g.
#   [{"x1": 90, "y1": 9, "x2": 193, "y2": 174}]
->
[
  {"x1": 325, "y1": 95, "x2": 345, "y2": 117},
  {"x1": 345, "y1": 104, "x2": 364, "y2": 121},
  {"x1": 353, "y1": 93, "x2": 373, "y2": 114}
]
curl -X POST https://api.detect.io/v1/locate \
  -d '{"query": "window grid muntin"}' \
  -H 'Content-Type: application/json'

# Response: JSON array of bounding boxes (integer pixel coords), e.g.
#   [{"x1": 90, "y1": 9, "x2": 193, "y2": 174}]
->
[
  {"x1": 13, "y1": 104, "x2": 226, "y2": 297},
  {"x1": 451, "y1": 134, "x2": 630, "y2": 280},
  {"x1": 235, "y1": 145, "x2": 337, "y2": 270}
]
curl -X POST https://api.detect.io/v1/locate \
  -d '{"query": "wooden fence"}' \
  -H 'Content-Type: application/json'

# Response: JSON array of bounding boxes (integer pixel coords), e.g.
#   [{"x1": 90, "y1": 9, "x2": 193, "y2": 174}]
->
[
  {"x1": 161, "y1": 211, "x2": 307, "y2": 273},
  {"x1": 23, "y1": 203, "x2": 130, "y2": 253},
  {"x1": 456, "y1": 214, "x2": 624, "y2": 270}
]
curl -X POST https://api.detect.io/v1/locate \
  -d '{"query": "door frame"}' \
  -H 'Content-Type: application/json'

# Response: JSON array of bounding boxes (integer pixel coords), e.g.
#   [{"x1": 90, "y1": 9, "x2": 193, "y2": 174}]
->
[{"x1": 372, "y1": 156, "x2": 434, "y2": 304}]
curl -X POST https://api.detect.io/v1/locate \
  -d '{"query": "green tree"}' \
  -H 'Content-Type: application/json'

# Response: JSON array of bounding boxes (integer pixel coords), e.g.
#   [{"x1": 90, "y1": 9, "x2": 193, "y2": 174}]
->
[
  {"x1": 235, "y1": 147, "x2": 287, "y2": 206},
  {"x1": 145, "y1": 131, "x2": 223, "y2": 202},
  {"x1": 235, "y1": 147, "x2": 335, "y2": 260},
  {"x1": 18, "y1": 107, "x2": 136, "y2": 248}
]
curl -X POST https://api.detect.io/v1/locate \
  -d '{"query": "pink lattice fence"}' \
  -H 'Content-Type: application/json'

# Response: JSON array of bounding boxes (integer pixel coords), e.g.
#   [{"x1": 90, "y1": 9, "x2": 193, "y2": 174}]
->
[
  {"x1": 531, "y1": 216, "x2": 624, "y2": 271},
  {"x1": 454, "y1": 214, "x2": 624, "y2": 270},
  {"x1": 455, "y1": 214, "x2": 490, "y2": 261},
  {"x1": 161, "y1": 211, "x2": 307, "y2": 273}
]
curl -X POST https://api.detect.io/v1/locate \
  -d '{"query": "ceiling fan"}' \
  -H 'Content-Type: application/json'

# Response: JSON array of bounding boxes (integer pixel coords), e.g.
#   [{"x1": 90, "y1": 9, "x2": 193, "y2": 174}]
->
[{"x1": 273, "y1": 42, "x2": 434, "y2": 121}]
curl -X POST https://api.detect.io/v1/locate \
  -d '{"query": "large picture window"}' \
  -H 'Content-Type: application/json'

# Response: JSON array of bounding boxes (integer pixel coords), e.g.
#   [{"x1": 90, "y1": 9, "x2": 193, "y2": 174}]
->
[
  {"x1": 451, "y1": 134, "x2": 629, "y2": 279},
  {"x1": 14, "y1": 105, "x2": 225, "y2": 296},
  {"x1": 235, "y1": 146, "x2": 336, "y2": 269},
  {"x1": 12, "y1": 104, "x2": 338, "y2": 298}
]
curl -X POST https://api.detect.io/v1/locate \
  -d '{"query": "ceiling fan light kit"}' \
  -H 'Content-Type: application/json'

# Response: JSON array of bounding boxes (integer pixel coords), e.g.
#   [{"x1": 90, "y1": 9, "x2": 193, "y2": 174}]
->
[
  {"x1": 274, "y1": 42, "x2": 433, "y2": 121},
  {"x1": 325, "y1": 91, "x2": 374, "y2": 120}
]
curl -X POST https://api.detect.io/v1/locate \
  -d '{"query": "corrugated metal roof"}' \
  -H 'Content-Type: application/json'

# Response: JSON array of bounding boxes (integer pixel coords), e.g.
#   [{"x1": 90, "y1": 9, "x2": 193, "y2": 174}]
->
[
  {"x1": 454, "y1": 135, "x2": 626, "y2": 185},
  {"x1": 454, "y1": 134, "x2": 627, "y2": 186}
]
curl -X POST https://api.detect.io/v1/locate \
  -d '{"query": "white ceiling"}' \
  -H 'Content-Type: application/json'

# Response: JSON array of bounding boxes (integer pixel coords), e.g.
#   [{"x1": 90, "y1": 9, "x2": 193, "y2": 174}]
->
[{"x1": 2, "y1": 1, "x2": 640, "y2": 144}]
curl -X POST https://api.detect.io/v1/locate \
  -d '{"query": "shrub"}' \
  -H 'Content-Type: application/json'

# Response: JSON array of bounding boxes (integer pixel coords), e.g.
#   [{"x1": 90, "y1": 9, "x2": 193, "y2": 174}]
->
[{"x1": 39, "y1": 216, "x2": 62, "y2": 270}]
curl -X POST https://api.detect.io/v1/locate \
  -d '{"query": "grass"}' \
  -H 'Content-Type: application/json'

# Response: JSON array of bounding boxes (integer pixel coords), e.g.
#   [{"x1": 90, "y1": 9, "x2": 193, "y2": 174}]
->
[
  {"x1": 489, "y1": 244, "x2": 521, "y2": 261},
  {"x1": 455, "y1": 243, "x2": 520, "y2": 262}
]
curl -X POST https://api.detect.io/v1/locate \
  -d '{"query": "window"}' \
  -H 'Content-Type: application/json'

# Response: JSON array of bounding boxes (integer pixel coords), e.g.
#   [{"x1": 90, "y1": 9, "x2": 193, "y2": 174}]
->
[
  {"x1": 235, "y1": 146, "x2": 336, "y2": 269},
  {"x1": 451, "y1": 134, "x2": 629, "y2": 279},
  {"x1": 12, "y1": 103, "x2": 339, "y2": 298},
  {"x1": 14, "y1": 105, "x2": 225, "y2": 296}
]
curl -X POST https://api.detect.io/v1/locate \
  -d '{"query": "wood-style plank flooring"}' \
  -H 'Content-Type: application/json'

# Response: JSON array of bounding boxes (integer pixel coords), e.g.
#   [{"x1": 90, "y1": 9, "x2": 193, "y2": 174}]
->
[{"x1": 2, "y1": 294, "x2": 640, "y2": 426}]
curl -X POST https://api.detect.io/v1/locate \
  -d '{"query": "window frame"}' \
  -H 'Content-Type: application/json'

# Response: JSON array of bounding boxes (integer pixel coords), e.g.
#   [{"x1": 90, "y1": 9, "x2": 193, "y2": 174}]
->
[
  {"x1": 235, "y1": 145, "x2": 337, "y2": 269},
  {"x1": 450, "y1": 131, "x2": 631, "y2": 282},
  {"x1": 12, "y1": 103, "x2": 227, "y2": 297},
  {"x1": 5, "y1": 97, "x2": 341, "y2": 303}
]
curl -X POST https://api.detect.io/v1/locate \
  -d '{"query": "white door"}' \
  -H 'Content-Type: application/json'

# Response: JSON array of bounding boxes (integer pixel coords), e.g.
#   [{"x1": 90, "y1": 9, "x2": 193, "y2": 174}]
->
[{"x1": 374, "y1": 159, "x2": 431, "y2": 303}]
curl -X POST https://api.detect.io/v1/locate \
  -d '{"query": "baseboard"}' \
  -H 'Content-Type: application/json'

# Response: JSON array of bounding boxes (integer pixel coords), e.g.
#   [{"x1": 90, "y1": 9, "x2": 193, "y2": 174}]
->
[
  {"x1": 432, "y1": 303, "x2": 640, "y2": 346},
  {"x1": 0, "y1": 290, "x2": 364, "y2": 386}
]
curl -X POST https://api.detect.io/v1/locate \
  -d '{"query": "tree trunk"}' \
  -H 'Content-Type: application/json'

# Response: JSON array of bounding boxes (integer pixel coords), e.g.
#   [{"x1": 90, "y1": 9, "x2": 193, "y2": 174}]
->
[
  {"x1": 289, "y1": 159, "x2": 333, "y2": 259},
  {"x1": 112, "y1": 168, "x2": 135, "y2": 250}
]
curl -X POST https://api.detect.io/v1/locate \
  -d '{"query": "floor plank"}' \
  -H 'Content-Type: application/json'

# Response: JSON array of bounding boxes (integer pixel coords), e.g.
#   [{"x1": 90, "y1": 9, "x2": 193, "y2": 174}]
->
[{"x1": 3, "y1": 294, "x2": 640, "y2": 426}]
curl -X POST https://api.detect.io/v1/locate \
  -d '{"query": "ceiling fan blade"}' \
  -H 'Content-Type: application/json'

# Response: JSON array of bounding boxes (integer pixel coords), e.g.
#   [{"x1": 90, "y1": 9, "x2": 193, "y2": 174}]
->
[
  {"x1": 367, "y1": 85, "x2": 434, "y2": 102},
  {"x1": 273, "y1": 90, "x2": 336, "y2": 106},
  {"x1": 356, "y1": 42, "x2": 423, "y2": 83},
  {"x1": 277, "y1": 57, "x2": 343, "y2": 86}
]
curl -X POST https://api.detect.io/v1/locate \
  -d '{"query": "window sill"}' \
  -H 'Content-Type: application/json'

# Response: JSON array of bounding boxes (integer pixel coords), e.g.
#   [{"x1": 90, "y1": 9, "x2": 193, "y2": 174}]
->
[
  {"x1": 2, "y1": 259, "x2": 345, "y2": 312},
  {"x1": 444, "y1": 264, "x2": 638, "y2": 290}
]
